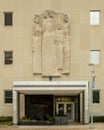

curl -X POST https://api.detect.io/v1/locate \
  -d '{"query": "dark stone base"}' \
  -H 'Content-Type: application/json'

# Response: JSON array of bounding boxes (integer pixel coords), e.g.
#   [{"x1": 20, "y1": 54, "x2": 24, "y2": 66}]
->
[{"x1": 18, "y1": 121, "x2": 54, "y2": 125}]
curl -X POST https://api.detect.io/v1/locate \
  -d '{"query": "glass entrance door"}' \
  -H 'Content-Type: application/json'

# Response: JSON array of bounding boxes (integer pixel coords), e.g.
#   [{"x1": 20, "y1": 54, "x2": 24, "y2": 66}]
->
[
  {"x1": 58, "y1": 103, "x2": 64, "y2": 116},
  {"x1": 56, "y1": 102, "x2": 74, "y2": 121},
  {"x1": 66, "y1": 104, "x2": 74, "y2": 121}
]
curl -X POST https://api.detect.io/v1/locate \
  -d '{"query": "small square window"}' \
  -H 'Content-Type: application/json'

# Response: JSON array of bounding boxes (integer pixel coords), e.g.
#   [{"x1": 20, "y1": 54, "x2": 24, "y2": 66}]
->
[
  {"x1": 4, "y1": 90, "x2": 13, "y2": 103},
  {"x1": 4, "y1": 51, "x2": 13, "y2": 65},
  {"x1": 90, "y1": 10, "x2": 100, "y2": 25},
  {"x1": 90, "y1": 50, "x2": 100, "y2": 65},
  {"x1": 93, "y1": 90, "x2": 100, "y2": 103},
  {"x1": 4, "y1": 12, "x2": 13, "y2": 26}
]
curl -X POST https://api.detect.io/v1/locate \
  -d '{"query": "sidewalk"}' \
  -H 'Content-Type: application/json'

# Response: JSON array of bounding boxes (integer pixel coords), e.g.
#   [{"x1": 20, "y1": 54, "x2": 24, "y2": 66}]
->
[{"x1": 0, "y1": 123, "x2": 104, "y2": 130}]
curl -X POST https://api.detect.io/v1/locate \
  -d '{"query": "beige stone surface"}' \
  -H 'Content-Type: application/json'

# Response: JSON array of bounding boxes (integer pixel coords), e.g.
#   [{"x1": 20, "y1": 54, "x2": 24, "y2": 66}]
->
[{"x1": 0, "y1": 0, "x2": 104, "y2": 120}]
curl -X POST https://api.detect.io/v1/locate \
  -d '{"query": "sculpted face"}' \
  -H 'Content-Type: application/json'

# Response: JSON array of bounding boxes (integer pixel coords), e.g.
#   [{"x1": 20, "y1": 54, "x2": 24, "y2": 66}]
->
[
  {"x1": 57, "y1": 23, "x2": 62, "y2": 30},
  {"x1": 42, "y1": 11, "x2": 48, "y2": 19},
  {"x1": 48, "y1": 11, "x2": 55, "y2": 18},
  {"x1": 64, "y1": 15, "x2": 68, "y2": 23},
  {"x1": 33, "y1": 15, "x2": 40, "y2": 24}
]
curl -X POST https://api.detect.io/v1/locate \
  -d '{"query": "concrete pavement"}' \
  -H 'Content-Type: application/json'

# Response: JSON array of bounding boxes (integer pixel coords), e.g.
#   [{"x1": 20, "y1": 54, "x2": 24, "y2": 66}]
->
[{"x1": 0, "y1": 123, "x2": 104, "y2": 130}]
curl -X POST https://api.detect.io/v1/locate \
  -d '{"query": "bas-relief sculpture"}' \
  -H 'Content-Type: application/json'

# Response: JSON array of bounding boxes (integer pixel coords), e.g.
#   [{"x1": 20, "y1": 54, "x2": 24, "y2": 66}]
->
[{"x1": 33, "y1": 10, "x2": 70, "y2": 77}]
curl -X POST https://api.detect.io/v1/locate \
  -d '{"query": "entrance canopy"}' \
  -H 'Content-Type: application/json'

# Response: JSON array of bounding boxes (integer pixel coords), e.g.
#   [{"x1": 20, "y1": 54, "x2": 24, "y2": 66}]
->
[
  {"x1": 13, "y1": 81, "x2": 88, "y2": 95},
  {"x1": 13, "y1": 81, "x2": 89, "y2": 125}
]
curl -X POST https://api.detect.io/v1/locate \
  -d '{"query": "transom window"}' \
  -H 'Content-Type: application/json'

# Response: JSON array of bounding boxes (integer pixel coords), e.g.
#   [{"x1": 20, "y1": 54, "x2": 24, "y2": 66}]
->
[{"x1": 90, "y1": 10, "x2": 100, "y2": 25}]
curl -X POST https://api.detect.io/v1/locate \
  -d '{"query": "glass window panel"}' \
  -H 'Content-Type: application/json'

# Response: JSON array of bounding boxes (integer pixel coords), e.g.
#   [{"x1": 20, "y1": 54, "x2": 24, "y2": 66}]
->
[
  {"x1": 5, "y1": 91, "x2": 13, "y2": 103},
  {"x1": 90, "y1": 10, "x2": 100, "y2": 25},
  {"x1": 5, "y1": 98, "x2": 12, "y2": 103},
  {"x1": 5, "y1": 91, "x2": 12, "y2": 97},
  {"x1": 90, "y1": 50, "x2": 100, "y2": 65},
  {"x1": 4, "y1": 12, "x2": 13, "y2": 26},
  {"x1": 93, "y1": 90, "x2": 100, "y2": 103},
  {"x1": 4, "y1": 51, "x2": 13, "y2": 65}
]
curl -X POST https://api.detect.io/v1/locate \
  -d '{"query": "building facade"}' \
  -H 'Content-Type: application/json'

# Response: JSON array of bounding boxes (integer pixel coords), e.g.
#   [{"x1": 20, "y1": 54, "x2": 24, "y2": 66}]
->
[{"x1": 0, "y1": 0, "x2": 104, "y2": 125}]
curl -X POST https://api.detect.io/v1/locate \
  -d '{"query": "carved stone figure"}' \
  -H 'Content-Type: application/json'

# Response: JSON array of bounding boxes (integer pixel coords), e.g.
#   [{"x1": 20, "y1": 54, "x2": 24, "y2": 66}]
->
[
  {"x1": 32, "y1": 11, "x2": 70, "y2": 77},
  {"x1": 42, "y1": 10, "x2": 60, "y2": 76},
  {"x1": 55, "y1": 23, "x2": 64, "y2": 70},
  {"x1": 62, "y1": 14, "x2": 70, "y2": 74},
  {"x1": 33, "y1": 14, "x2": 42, "y2": 74}
]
